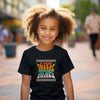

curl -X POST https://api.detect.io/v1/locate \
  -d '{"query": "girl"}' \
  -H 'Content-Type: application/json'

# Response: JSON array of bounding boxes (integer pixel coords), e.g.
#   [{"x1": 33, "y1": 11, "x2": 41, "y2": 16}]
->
[{"x1": 18, "y1": 5, "x2": 76, "y2": 100}]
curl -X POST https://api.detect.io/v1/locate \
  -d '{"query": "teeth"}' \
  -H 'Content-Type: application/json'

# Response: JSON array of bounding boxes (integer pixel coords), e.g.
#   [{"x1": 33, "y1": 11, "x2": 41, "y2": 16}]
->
[{"x1": 44, "y1": 37, "x2": 50, "y2": 40}]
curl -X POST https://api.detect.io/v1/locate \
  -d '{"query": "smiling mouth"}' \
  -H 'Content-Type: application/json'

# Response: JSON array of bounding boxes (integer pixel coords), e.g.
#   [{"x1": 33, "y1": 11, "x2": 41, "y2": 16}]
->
[{"x1": 43, "y1": 36, "x2": 51, "y2": 40}]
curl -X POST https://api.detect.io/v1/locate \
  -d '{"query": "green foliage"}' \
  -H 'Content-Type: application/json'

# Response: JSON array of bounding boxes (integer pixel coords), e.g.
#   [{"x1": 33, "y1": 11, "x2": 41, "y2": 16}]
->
[
  {"x1": 96, "y1": 6, "x2": 100, "y2": 14},
  {"x1": 75, "y1": 0, "x2": 99, "y2": 23},
  {"x1": 77, "y1": 31, "x2": 83, "y2": 37},
  {"x1": 60, "y1": 4, "x2": 75, "y2": 12}
]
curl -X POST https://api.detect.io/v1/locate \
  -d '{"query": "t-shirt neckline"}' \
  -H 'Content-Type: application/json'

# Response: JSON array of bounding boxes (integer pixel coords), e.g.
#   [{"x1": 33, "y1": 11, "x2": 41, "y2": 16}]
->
[{"x1": 34, "y1": 45, "x2": 56, "y2": 53}]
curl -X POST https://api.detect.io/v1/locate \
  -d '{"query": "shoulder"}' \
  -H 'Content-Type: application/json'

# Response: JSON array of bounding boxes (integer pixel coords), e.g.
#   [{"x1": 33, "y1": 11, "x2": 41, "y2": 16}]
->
[
  {"x1": 85, "y1": 15, "x2": 91, "y2": 23},
  {"x1": 86, "y1": 15, "x2": 91, "y2": 20},
  {"x1": 96, "y1": 15, "x2": 100, "y2": 19},
  {"x1": 55, "y1": 45, "x2": 68, "y2": 54},
  {"x1": 23, "y1": 46, "x2": 36, "y2": 55},
  {"x1": 96, "y1": 15, "x2": 100, "y2": 17}
]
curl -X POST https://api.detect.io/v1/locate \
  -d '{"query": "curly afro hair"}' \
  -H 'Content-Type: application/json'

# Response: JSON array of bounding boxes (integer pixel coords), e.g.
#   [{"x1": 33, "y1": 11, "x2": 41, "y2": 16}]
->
[{"x1": 22, "y1": 5, "x2": 77, "y2": 45}]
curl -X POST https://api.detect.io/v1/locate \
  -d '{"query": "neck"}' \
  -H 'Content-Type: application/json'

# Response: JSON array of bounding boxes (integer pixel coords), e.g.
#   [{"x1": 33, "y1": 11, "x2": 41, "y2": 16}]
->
[
  {"x1": 92, "y1": 14, "x2": 96, "y2": 17},
  {"x1": 36, "y1": 43, "x2": 54, "y2": 51}
]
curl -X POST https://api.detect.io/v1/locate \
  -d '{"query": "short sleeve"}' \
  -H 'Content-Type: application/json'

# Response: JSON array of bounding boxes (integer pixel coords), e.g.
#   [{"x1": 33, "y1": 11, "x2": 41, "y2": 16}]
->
[
  {"x1": 61, "y1": 50, "x2": 74, "y2": 75},
  {"x1": 18, "y1": 51, "x2": 31, "y2": 75}
]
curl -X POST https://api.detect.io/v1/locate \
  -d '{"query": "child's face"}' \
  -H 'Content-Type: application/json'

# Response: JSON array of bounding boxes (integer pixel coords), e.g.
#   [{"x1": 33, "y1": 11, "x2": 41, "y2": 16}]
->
[{"x1": 37, "y1": 17, "x2": 59, "y2": 45}]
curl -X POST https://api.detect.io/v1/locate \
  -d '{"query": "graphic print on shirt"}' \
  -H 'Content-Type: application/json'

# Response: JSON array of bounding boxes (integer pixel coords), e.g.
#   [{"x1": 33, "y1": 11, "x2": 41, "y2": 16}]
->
[{"x1": 36, "y1": 59, "x2": 56, "y2": 82}]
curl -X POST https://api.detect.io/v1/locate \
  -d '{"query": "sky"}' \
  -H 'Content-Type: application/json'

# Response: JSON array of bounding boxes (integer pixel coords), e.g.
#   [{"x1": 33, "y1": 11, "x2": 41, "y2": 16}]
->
[{"x1": 46, "y1": 0, "x2": 60, "y2": 9}]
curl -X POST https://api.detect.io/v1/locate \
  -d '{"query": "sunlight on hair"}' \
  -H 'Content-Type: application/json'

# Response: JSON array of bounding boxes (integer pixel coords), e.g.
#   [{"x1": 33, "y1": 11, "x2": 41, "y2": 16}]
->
[{"x1": 22, "y1": 5, "x2": 77, "y2": 45}]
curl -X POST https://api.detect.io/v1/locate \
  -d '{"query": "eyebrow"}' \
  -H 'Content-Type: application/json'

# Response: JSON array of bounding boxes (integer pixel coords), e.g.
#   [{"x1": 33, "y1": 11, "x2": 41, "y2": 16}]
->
[{"x1": 40, "y1": 25, "x2": 56, "y2": 28}]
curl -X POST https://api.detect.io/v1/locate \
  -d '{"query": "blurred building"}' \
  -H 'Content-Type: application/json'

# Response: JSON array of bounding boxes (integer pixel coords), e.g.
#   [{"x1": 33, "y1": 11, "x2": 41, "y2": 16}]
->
[
  {"x1": 0, "y1": 0, "x2": 47, "y2": 43},
  {"x1": 0, "y1": 0, "x2": 30, "y2": 18},
  {"x1": 0, "y1": 0, "x2": 47, "y2": 25},
  {"x1": 24, "y1": 0, "x2": 46, "y2": 7}
]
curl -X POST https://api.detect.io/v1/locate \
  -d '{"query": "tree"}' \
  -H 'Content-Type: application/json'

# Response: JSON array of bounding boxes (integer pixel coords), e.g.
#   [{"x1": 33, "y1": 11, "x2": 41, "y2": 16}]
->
[
  {"x1": 60, "y1": 4, "x2": 75, "y2": 12},
  {"x1": 74, "y1": 0, "x2": 98, "y2": 23}
]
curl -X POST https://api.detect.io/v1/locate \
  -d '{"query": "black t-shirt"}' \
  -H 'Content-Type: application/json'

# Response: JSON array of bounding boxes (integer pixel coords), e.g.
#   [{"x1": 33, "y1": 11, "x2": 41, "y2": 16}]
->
[{"x1": 18, "y1": 45, "x2": 74, "y2": 100}]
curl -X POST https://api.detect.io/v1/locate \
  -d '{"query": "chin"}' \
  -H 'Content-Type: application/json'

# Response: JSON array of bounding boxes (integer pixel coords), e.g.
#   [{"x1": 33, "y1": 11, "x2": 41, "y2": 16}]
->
[
  {"x1": 40, "y1": 39, "x2": 54, "y2": 45},
  {"x1": 43, "y1": 42, "x2": 52, "y2": 45},
  {"x1": 42, "y1": 41, "x2": 53, "y2": 45}
]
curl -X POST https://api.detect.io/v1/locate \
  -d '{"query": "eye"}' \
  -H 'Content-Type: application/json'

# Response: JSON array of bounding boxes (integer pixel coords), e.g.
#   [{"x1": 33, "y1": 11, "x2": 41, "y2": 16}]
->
[
  {"x1": 51, "y1": 28, "x2": 55, "y2": 31},
  {"x1": 41, "y1": 27, "x2": 46, "y2": 30}
]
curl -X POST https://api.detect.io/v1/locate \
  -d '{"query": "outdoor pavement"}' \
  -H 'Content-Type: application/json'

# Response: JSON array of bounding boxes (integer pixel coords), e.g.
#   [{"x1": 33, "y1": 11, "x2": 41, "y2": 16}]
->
[{"x1": 0, "y1": 42, "x2": 100, "y2": 100}]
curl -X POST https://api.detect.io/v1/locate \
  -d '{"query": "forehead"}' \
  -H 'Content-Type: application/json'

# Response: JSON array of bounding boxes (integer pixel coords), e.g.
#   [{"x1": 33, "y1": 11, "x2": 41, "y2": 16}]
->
[{"x1": 39, "y1": 17, "x2": 59, "y2": 26}]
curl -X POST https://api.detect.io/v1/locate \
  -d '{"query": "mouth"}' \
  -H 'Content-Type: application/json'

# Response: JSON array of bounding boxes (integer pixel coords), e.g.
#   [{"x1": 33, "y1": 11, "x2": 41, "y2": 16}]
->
[{"x1": 43, "y1": 36, "x2": 51, "y2": 40}]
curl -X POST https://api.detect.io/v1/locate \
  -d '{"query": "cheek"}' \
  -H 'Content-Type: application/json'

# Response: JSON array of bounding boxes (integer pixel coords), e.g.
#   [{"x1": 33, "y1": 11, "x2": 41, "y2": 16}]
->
[
  {"x1": 52, "y1": 32, "x2": 58, "y2": 39},
  {"x1": 37, "y1": 29, "x2": 44, "y2": 36},
  {"x1": 55, "y1": 31, "x2": 59, "y2": 37},
  {"x1": 38, "y1": 33, "x2": 43, "y2": 38}
]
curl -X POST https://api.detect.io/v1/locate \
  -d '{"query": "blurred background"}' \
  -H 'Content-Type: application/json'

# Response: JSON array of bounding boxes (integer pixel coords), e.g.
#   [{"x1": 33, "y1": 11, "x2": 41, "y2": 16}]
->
[
  {"x1": 0, "y1": 0, "x2": 100, "y2": 44},
  {"x1": 0, "y1": 0, "x2": 100, "y2": 100}
]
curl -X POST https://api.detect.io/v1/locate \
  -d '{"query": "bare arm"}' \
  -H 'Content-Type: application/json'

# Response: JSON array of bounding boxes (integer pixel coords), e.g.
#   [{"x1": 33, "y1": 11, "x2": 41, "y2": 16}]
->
[
  {"x1": 63, "y1": 72, "x2": 74, "y2": 100},
  {"x1": 21, "y1": 74, "x2": 31, "y2": 100}
]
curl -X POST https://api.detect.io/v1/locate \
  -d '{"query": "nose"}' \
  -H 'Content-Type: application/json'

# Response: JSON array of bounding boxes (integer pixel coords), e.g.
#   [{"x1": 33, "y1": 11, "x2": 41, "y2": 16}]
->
[{"x1": 45, "y1": 30, "x2": 50, "y2": 35}]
